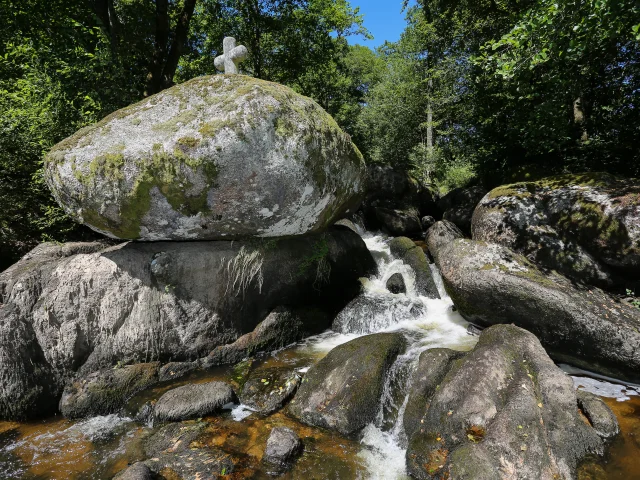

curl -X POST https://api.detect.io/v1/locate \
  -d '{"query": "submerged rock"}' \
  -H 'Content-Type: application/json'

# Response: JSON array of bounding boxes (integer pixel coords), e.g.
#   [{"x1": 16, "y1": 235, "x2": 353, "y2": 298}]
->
[
  {"x1": 263, "y1": 427, "x2": 303, "y2": 475},
  {"x1": 239, "y1": 367, "x2": 301, "y2": 415},
  {"x1": 288, "y1": 332, "x2": 406, "y2": 435},
  {"x1": 0, "y1": 227, "x2": 374, "y2": 420},
  {"x1": 430, "y1": 233, "x2": 640, "y2": 383},
  {"x1": 143, "y1": 421, "x2": 234, "y2": 478},
  {"x1": 113, "y1": 462, "x2": 154, "y2": 480},
  {"x1": 406, "y1": 325, "x2": 616, "y2": 480},
  {"x1": 472, "y1": 173, "x2": 640, "y2": 289},
  {"x1": 60, "y1": 362, "x2": 159, "y2": 419},
  {"x1": 45, "y1": 75, "x2": 365, "y2": 241},
  {"x1": 389, "y1": 236, "x2": 439, "y2": 298},
  {"x1": 153, "y1": 381, "x2": 237, "y2": 422}
]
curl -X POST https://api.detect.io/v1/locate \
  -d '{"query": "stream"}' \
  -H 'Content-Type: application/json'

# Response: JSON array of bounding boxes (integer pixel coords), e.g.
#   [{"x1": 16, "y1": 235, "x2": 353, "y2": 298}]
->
[{"x1": 1, "y1": 230, "x2": 639, "y2": 479}]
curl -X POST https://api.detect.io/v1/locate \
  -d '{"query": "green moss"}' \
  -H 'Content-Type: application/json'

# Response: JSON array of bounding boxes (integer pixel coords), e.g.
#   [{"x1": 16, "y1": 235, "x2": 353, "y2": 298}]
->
[
  {"x1": 176, "y1": 136, "x2": 201, "y2": 149},
  {"x1": 487, "y1": 182, "x2": 533, "y2": 200},
  {"x1": 152, "y1": 109, "x2": 199, "y2": 134}
]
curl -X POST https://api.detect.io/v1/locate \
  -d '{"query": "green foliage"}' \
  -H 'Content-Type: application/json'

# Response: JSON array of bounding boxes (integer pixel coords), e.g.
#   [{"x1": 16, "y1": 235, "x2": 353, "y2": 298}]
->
[{"x1": 627, "y1": 290, "x2": 640, "y2": 310}]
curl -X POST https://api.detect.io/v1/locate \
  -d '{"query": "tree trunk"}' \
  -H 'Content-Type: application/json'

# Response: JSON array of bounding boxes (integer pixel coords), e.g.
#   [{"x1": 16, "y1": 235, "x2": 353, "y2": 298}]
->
[
  {"x1": 573, "y1": 96, "x2": 588, "y2": 142},
  {"x1": 145, "y1": 0, "x2": 198, "y2": 96},
  {"x1": 427, "y1": 78, "x2": 433, "y2": 150}
]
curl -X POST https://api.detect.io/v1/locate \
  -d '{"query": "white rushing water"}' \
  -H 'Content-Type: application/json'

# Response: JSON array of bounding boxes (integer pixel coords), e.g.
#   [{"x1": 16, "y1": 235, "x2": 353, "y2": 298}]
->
[{"x1": 280, "y1": 230, "x2": 478, "y2": 479}]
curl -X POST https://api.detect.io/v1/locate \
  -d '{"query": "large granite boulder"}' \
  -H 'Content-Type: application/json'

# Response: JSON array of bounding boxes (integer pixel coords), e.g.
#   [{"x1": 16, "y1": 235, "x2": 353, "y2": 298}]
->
[
  {"x1": 406, "y1": 325, "x2": 617, "y2": 480},
  {"x1": 472, "y1": 173, "x2": 640, "y2": 289},
  {"x1": 0, "y1": 227, "x2": 375, "y2": 420},
  {"x1": 429, "y1": 231, "x2": 640, "y2": 383},
  {"x1": 44, "y1": 75, "x2": 365, "y2": 241},
  {"x1": 288, "y1": 332, "x2": 406, "y2": 435}
]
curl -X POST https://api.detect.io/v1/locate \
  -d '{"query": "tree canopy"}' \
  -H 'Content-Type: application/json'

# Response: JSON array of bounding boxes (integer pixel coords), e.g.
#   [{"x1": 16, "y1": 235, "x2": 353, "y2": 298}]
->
[{"x1": 1, "y1": 0, "x2": 639, "y2": 269}]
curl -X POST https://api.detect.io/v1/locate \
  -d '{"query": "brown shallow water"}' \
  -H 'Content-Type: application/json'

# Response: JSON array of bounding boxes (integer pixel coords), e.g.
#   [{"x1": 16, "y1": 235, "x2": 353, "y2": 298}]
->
[
  {"x1": 1, "y1": 347, "x2": 639, "y2": 480},
  {"x1": 578, "y1": 395, "x2": 640, "y2": 480}
]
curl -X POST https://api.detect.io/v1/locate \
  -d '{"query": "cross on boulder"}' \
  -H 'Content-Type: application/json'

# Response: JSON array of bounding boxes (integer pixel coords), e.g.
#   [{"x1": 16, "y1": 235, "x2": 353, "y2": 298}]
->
[{"x1": 214, "y1": 37, "x2": 248, "y2": 75}]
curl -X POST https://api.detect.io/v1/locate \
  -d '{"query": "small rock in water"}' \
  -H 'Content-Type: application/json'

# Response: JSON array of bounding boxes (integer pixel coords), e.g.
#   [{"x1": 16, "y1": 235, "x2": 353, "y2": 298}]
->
[
  {"x1": 134, "y1": 401, "x2": 155, "y2": 426},
  {"x1": 263, "y1": 427, "x2": 303, "y2": 475},
  {"x1": 158, "y1": 361, "x2": 199, "y2": 382},
  {"x1": 113, "y1": 462, "x2": 153, "y2": 480},
  {"x1": 240, "y1": 367, "x2": 301, "y2": 415},
  {"x1": 577, "y1": 390, "x2": 620, "y2": 439},
  {"x1": 154, "y1": 381, "x2": 237, "y2": 422},
  {"x1": 386, "y1": 273, "x2": 407, "y2": 294}
]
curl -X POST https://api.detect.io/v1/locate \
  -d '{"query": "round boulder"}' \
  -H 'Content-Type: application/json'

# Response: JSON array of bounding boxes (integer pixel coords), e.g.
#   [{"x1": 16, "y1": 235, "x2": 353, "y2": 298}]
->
[
  {"x1": 153, "y1": 381, "x2": 237, "y2": 422},
  {"x1": 45, "y1": 75, "x2": 366, "y2": 240}
]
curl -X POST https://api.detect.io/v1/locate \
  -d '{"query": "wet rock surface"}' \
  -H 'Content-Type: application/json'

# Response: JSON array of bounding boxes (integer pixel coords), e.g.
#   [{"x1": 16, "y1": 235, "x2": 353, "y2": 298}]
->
[
  {"x1": 239, "y1": 367, "x2": 301, "y2": 415},
  {"x1": 262, "y1": 427, "x2": 303, "y2": 475},
  {"x1": 388, "y1": 236, "x2": 439, "y2": 298},
  {"x1": 386, "y1": 272, "x2": 406, "y2": 294},
  {"x1": 288, "y1": 332, "x2": 406, "y2": 435},
  {"x1": 0, "y1": 227, "x2": 374, "y2": 420},
  {"x1": 60, "y1": 363, "x2": 160, "y2": 419},
  {"x1": 153, "y1": 381, "x2": 237, "y2": 422},
  {"x1": 430, "y1": 232, "x2": 640, "y2": 383},
  {"x1": 45, "y1": 75, "x2": 365, "y2": 241},
  {"x1": 472, "y1": 173, "x2": 640, "y2": 289},
  {"x1": 113, "y1": 462, "x2": 154, "y2": 480},
  {"x1": 374, "y1": 207, "x2": 423, "y2": 237},
  {"x1": 406, "y1": 325, "x2": 616, "y2": 480}
]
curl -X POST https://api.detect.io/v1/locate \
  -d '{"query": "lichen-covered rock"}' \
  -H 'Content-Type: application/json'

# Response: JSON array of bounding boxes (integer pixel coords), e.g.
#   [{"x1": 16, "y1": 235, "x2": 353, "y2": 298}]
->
[
  {"x1": 240, "y1": 367, "x2": 301, "y2": 415},
  {"x1": 288, "y1": 332, "x2": 406, "y2": 435},
  {"x1": 472, "y1": 173, "x2": 640, "y2": 289},
  {"x1": 432, "y1": 236, "x2": 640, "y2": 383},
  {"x1": 425, "y1": 220, "x2": 465, "y2": 265},
  {"x1": 60, "y1": 362, "x2": 160, "y2": 419},
  {"x1": 388, "y1": 237, "x2": 439, "y2": 298},
  {"x1": 406, "y1": 325, "x2": 615, "y2": 480},
  {"x1": 0, "y1": 227, "x2": 375, "y2": 420},
  {"x1": 45, "y1": 75, "x2": 365, "y2": 241},
  {"x1": 153, "y1": 381, "x2": 237, "y2": 422}
]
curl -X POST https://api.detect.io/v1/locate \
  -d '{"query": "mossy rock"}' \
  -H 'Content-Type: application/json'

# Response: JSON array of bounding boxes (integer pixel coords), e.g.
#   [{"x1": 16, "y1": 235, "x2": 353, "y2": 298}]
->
[
  {"x1": 473, "y1": 172, "x2": 640, "y2": 288},
  {"x1": 45, "y1": 75, "x2": 366, "y2": 240},
  {"x1": 288, "y1": 332, "x2": 406, "y2": 435}
]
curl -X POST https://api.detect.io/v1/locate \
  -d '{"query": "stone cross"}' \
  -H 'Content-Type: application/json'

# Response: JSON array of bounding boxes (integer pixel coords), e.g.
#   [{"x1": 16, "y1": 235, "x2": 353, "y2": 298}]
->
[{"x1": 214, "y1": 37, "x2": 248, "y2": 75}]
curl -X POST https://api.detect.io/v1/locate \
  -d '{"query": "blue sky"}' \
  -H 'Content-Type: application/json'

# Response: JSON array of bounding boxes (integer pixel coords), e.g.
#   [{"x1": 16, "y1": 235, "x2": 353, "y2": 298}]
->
[{"x1": 347, "y1": 1, "x2": 411, "y2": 49}]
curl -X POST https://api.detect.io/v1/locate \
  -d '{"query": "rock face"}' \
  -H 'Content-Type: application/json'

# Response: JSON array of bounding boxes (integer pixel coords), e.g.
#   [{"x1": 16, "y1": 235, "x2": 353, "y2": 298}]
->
[
  {"x1": 374, "y1": 207, "x2": 423, "y2": 237},
  {"x1": 437, "y1": 185, "x2": 487, "y2": 234},
  {"x1": 472, "y1": 173, "x2": 640, "y2": 289},
  {"x1": 288, "y1": 332, "x2": 406, "y2": 435},
  {"x1": 44, "y1": 75, "x2": 365, "y2": 241},
  {"x1": 388, "y1": 237, "x2": 439, "y2": 298},
  {"x1": 406, "y1": 325, "x2": 616, "y2": 480},
  {"x1": 0, "y1": 227, "x2": 375, "y2": 420},
  {"x1": 425, "y1": 219, "x2": 464, "y2": 264},
  {"x1": 154, "y1": 381, "x2": 237, "y2": 422},
  {"x1": 60, "y1": 362, "x2": 159, "y2": 419},
  {"x1": 429, "y1": 232, "x2": 640, "y2": 383},
  {"x1": 239, "y1": 367, "x2": 301, "y2": 414},
  {"x1": 205, "y1": 306, "x2": 330, "y2": 366},
  {"x1": 263, "y1": 427, "x2": 303, "y2": 474}
]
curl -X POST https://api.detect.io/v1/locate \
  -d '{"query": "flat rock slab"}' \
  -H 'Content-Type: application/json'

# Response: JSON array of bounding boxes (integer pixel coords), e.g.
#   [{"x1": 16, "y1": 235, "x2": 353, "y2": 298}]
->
[
  {"x1": 288, "y1": 332, "x2": 406, "y2": 435},
  {"x1": 45, "y1": 75, "x2": 365, "y2": 241},
  {"x1": 154, "y1": 381, "x2": 237, "y2": 422}
]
